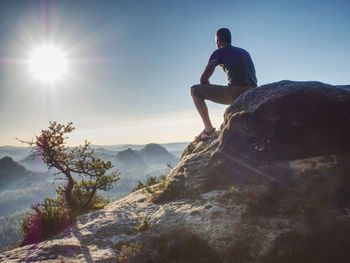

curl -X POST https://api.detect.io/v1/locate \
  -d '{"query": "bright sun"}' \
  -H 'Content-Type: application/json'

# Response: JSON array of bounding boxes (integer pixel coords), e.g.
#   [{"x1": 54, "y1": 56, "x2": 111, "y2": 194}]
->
[{"x1": 29, "y1": 44, "x2": 68, "y2": 83}]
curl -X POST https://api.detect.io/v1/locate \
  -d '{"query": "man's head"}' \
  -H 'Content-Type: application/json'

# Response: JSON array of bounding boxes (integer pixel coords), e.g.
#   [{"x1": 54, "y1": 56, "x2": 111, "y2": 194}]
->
[{"x1": 215, "y1": 28, "x2": 231, "y2": 48}]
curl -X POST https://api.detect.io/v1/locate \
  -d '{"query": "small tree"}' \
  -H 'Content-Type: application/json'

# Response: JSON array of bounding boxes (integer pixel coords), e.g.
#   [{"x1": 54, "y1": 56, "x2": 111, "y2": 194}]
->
[{"x1": 19, "y1": 121, "x2": 119, "y2": 217}]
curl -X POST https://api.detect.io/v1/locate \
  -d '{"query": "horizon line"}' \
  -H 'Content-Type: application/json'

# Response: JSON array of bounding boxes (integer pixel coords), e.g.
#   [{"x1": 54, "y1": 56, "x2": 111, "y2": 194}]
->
[{"x1": 0, "y1": 140, "x2": 191, "y2": 148}]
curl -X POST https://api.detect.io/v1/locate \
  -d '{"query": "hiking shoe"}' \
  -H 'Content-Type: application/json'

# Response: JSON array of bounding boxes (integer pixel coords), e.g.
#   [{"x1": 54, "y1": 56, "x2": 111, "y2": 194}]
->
[{"x1": 194, "y1": 128, "x2": 217, "y2": 142}]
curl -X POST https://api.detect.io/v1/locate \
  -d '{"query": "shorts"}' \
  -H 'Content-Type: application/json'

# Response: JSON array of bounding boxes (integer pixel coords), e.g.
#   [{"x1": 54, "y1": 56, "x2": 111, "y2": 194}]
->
[{"x1": 190, "y1": 84, "x2": 256, "y2": 105}]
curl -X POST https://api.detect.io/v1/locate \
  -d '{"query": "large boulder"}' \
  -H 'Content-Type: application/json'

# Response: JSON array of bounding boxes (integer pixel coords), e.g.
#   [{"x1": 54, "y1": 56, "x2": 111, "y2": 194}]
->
[
  {"x1": 218, "y1": 80, "x2": 350, "y2": 161},
  {"x1": 158, "y1": 80, "x2": 350, "y2": 200}
]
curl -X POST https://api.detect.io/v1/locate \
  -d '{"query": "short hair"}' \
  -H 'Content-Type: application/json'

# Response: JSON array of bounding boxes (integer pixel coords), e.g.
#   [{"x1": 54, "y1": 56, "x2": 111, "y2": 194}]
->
[{"x1": 216, "y1": 28, "x2": 231, "y2": 44}]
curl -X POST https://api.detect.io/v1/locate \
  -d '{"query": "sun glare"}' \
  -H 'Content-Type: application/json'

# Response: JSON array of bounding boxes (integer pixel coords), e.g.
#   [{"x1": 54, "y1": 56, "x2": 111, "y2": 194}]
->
[{"x1": 29, "y1": 44, "x2": 68, "y2": 83}]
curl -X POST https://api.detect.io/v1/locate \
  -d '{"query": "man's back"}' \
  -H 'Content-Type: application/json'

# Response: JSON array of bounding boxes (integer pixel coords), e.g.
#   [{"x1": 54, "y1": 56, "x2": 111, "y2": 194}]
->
[
  {"x1": 209, "y1": 45, "x2": 257, "y2": 87},
  {"x1": 191, "y1": 28, "x2": 258, "y2": 141}
]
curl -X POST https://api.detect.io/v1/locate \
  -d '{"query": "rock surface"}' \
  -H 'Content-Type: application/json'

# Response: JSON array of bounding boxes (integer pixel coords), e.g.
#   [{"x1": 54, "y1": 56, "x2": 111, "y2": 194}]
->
[
  {"x1": 219, "y1": 80, "x2": 350, "y2": 161},
  {"x1": 160, "y1": 80, "x2": 350, "y2": 201},
  {"x1": 2, "y1": 80, "x2": 350, "y2": 262}
]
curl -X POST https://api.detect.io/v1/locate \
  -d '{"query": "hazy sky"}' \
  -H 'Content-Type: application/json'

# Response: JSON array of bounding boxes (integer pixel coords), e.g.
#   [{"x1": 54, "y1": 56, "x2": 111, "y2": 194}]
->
[{"x1": 1, "y1": 0, "x2": 349, "y2": 146}]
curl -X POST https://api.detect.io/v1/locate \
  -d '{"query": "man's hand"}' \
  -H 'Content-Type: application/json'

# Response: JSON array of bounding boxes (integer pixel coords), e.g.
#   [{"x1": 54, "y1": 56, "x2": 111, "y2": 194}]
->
[{"x1": 200, "y1": 60, "x2": 218, "y2": 85}]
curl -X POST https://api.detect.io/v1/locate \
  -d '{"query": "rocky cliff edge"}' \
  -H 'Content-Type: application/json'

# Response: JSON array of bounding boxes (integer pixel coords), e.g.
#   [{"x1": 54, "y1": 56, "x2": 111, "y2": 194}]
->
[{"x1": 2, "y1": 80, "x2": 350, "y2": 263}]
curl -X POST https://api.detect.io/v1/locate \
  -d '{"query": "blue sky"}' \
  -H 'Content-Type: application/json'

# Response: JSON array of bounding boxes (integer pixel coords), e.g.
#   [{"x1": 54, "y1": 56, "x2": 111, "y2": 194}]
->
[{"x1": 0, "y1": 0, "x2": 349, "y2": 145}]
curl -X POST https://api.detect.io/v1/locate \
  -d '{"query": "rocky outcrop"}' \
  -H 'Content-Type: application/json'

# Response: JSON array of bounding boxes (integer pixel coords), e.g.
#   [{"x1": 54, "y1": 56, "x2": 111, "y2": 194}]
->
[
  {"x1": 160, "y1": 80, "x2": 350, "y2": 200},
  {"x1": 219, "y1": 80, "x2": 350, "y2": 161},
  {"x1": 2, "y1": 80, "x2": 350, "y2": 262}
]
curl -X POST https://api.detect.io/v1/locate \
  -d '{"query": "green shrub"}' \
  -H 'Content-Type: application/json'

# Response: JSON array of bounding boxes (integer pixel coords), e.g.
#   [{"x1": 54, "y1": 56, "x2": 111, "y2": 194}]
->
[
  {"x1": 68, "y1": 181, "x2": 109, "y2": 215},
  {"x1": 21, "y1": 188, "x2": 110, "y2": 246},
  {"x1": 132, "y1": 163, "x2": 172, "y2": 193},
  {"x1": 21, "y1": 197, "x2": 70, "y2": 245},
  {"x1": 132, "y1": 175, "x2": 167, "y2": 193},
  {"x1": 118, "y1": 242, "x2": 143, "y2": 263},
  {"x1": 132, "y1": 181, "x2": 145, "y2": 192},
  {"x1": 134, "y1": 216, "x2": 150, "y2": 231}
]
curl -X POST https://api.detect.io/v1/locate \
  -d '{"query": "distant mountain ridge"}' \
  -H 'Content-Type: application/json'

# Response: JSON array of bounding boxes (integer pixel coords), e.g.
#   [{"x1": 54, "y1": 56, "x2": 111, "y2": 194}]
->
[
  {"x1": 116, "y1": 148, "x2": 146, "y2": 167},
  {"x1": 139, "y1": 143, "x2": 170, "y2": 155},
  {"x1": 0, "y1": 156, "x2": 31, "y2": 189},
  {"x1": 91, "y1": 142, "x2": 189, "y2": 157},
  {"x1": 0, "y1": 146, "x2": 32, "y2": 161},
  {"x1": 116, "y1": 143, "x2": 178, "y2": 167},
  {"x1": 20, "y1": 152, "x2": 40, "y2": 162},
  {"x1": 0, "y1": 156, "x2": 53, "y2": 221},
  {"x1": 1, "y1": 142, "x2": 188, "y2": 171},
  {"x1": 19, "y1": 152, "x2": 47, "y2": 172}
]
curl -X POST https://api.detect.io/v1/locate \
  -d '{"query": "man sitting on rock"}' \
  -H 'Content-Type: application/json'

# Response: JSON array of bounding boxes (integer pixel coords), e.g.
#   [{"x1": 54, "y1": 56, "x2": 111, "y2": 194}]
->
[{"x1": 191, "y1": 28, "x2": 258, "y2": 141}]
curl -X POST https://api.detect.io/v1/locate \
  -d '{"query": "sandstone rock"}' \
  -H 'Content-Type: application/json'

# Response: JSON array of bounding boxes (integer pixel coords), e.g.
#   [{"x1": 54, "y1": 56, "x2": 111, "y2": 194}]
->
[
  {"x1": 2, "y1": 80, "x2": 350, "y2": 262},
  {"x1": 2, "y1": 154, "x2": 350, "y2": 262},
  {"x1": 219, "y1": 80, "x2": 350, "y2": 161},
  {"x1": 160, "y1": 80, "x2": 350, "y2": 200}
]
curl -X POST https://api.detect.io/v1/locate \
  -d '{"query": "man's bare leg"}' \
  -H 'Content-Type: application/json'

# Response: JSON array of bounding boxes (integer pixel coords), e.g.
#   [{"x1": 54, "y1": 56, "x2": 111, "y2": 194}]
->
[{"x1": 192, "y1": 95, "x2": 214, "y2": 132}]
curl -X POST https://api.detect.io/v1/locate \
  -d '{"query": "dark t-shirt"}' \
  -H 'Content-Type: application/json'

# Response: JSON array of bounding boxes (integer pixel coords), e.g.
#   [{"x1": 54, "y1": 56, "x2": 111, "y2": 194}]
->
[{"x1": 209, "y1": 45, "x2": 257, "y2": 87}]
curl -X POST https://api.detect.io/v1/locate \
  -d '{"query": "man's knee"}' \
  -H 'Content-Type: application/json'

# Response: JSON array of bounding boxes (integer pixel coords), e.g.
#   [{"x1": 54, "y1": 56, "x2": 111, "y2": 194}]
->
[{"x1": 190, "y1": 84, "x2": 204, "y2": 99}]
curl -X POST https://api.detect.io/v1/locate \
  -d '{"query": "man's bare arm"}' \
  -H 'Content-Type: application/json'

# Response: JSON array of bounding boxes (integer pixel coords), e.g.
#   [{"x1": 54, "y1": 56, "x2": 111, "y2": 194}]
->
[{"x1": 200, "y1": 60, "x2": 218, "y2": 84}]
